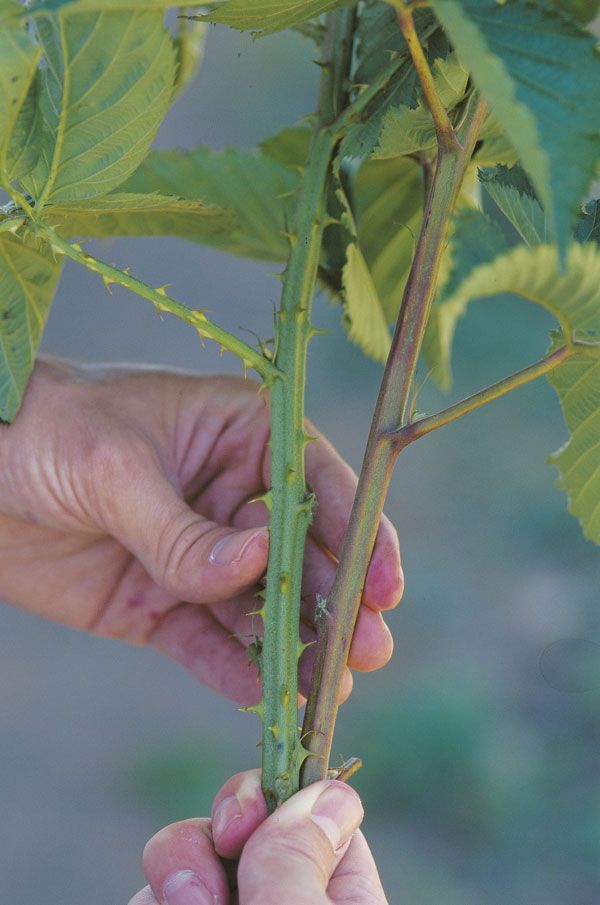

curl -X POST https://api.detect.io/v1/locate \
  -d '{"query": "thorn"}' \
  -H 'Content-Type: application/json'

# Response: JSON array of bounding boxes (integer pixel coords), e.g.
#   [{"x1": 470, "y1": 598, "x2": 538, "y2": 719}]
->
[
  {"x1": 279, "y1": 573, "x2": 289, "y2": 595},
  {"x1": 156, "y1": 284, "x2": 170, "y2": 296},
  {"x1": 281, "y1": 687, "x2": 290, "y2": 709},
  {"x1": 301, "y1": 431, "x2": 318, "y2": 449},
  {"x1": 102, "y1": 275, "x2": 114, "y2": 294},
  {"x1": 286, "y1": 466, "x2": 296, "y2": 484},
  {"x1": 248, "y1": 490, "x2": 272, "y2": 511},
  {"x1": 239, "y1": 702, "x2": 264, "y2": 718},
  {"x1": 281, "y1": 230, "x2": 298, "y2": 247},
  {"x1": 309, "y1": 326, "x2": 331, "y2": 339},
  {"x1": 298, "y1": 639, "x2": 316, "y2": 658},
  {"x1": 268, "y1": 725, "x2": 280, "y2": 740},
  {"x1": 246, "y1": 605, "x2": 266, "y2": 618}
]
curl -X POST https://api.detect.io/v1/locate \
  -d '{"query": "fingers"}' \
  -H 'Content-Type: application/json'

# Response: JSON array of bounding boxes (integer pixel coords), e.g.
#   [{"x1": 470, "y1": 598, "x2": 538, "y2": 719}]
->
[
  {"x1": 328, "y1": 830, "x2": 389, "y2": 904},
  {"x1": 128, "y1": 886, "x2": 159, "y2": 905},
  {"x1": 303, "y1": 432, "x2": 404, "y2": 611},
  {"x1": 237, "y1": 780, "x2": 364, "y2": 905},
  {"x1": 141, "y1": 818, "x2": 229, "y2": 905},
  {"x1": 105, "y1": 464, "x2": 269, "y2": 605},
  {"x1": 136, "y1": 772, "x2": 383, "y2": 905},
  {"x1": 232, "y1": 499, "x2": 396, "y2": 672},
  {"x1": 210, "y1": 769, "x2": 267, "y2": 860},
  {"x1": 150, "y1": 602, "x2": 262, "y2": 705}
]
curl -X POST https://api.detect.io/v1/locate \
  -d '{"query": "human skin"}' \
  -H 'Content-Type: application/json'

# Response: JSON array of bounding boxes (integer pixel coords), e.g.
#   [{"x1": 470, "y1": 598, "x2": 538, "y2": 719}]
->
[
  {"x1": 128, "y1": 769, "x2": 389, "y2": 905},
  {"x1": 0, "y1": 359, "x2": 403, "y2": 703}
]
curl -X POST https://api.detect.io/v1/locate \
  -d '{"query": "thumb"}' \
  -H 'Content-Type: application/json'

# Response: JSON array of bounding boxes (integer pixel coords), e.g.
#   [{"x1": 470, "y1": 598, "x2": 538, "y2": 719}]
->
[
  {"x1": 238, "y1": 780, "x2": 364, "y2": 904},
  {"x1": 104, "y1": 465, "x2": 268, "y2": 604}
]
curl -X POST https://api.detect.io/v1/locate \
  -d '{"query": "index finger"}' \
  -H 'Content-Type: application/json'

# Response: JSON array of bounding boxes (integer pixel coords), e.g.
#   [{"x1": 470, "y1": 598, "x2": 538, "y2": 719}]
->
[{"x1": 304, "y1": 427, "x2": 404, "y2": 612}]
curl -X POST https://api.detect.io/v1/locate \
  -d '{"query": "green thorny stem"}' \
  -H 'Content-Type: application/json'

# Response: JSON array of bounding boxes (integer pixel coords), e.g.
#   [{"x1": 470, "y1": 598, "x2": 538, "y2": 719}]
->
[
  {"x1": 258, "y1": 9, "x2": 355, "y2": 812},
  {"x1": 31, "y1": 224, "x2": 278, "y2": 381},
  {"x1": 301, "y1": 27, "x2": 489, "y2": 784}
]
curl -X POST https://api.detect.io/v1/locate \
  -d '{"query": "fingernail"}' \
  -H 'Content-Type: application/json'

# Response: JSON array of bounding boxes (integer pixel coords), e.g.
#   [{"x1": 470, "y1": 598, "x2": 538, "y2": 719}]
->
[
  {"x1": 209, "y1": 529, "x2": 266, "y2": 566},
  {"x1": 212, "y1": 793, "x2": 242, "y2": 839},
  {"x1": 163, "y1": 871, "x2": 218, "y2": 905},
  {"x1": 127, "y1": 885, "x2": 160, "y2": 905},
  {"x1": 311, "y1": 783, "x2": 363, "y2": 852}
]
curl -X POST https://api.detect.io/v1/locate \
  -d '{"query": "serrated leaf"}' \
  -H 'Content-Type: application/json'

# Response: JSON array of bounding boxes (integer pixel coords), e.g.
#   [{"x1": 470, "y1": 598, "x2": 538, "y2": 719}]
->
[
  {"x1": 473, "y1": 112, "x2": 518, "y2": 168},
  {"x1": 0, "y1": 17, "x2": 41, "y2": 183},
  {"x1": 479, "y1": 164, "x2": 550, "y2": 247},
  {"x1": 0, "y1": 232, "x2": 62, "y2": 422},
  {"x1": 423, "y1": 207, "x2": 507, "y2": 388},
  {"x1": 549, "y1": 346, "x2": 600, "y2": 544},
  {"x1": 428, "y1": 242, "x2": 600, "y2": 392},
  {"x1": 374, "y1": 54, "x2": 468, "y2": 159},
  {"x1": 341, "y1": 242, "x2": 390, "y2": 363},
  {"x1": 355, "y1": 156, "x2": 424, "y2": 323},
  {"x1": 24, "y1": 9, "x2": 176, "y2": 208},
  {"x1": 259, "y1": 126, "x2": 311, "y2": 171},
  {"x1": 200, "y1": 0, "x2": 354, "y2": 37},
  {"x1": 430, "y1": 0, "x2": 600, "y2": 251},
  {"x1": 173, "y1": 16, "x2": 205, "y2": 97},
  {"x1": 575, "y1": 199, "x2": 600, "y2": 245},
  {"x1": 340, "y1": 6, "x2": 443, "y2": 160},
  {"x1": 121, "y1": 146, "x2": 299, "y2": 261},
  {"x1": 47, "y1": 193, "x2": 235, "y2": 239}
]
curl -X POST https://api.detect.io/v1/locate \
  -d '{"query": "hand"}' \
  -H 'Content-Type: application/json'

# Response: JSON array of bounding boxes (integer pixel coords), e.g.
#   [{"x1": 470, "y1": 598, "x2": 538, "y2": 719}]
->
[
  {"x1": 0, "y1": 359, "x2": 403, "y2": 703},
  {"x1": 128, "y1": 769, "x2": 388, "y2": 904}
]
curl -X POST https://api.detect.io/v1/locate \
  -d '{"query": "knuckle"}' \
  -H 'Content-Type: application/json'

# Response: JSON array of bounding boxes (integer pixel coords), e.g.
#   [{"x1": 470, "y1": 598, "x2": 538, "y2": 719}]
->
[{"x1": 157, "y1": 512, "x2": 216, "y2": 591}]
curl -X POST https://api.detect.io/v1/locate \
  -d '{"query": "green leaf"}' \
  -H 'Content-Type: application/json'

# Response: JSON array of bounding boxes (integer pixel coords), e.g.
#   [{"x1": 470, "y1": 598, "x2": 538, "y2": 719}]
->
[
  {"x1": 423, "y1": 207, "x2": 507, "y2": 388},
  {"x1": 374, "y1": 54, "x2": 468, "y2": 159},
  {"x1": 259, "y1": 126, "x2": 311, "y2": 171},
  {"x1": 473, "y1": 112, "x2": 518, "y2": 168},
  {"x1": 0, "y1": 16, "x2": 41, "y2": 183},
  {"x1": 0, "y1": 232, "x2": 62, "y2": 422},
  {"x1": 340, "y1": 6, "x2": 439, "y2": 160},
  {"x1": 341, "y1": 243, "x2": 390, "y2": 363},
  {"x1": 575, "y1": 199, "x2": 600, "y2": 245},
  {"x1": 24, "y1": 9, "x2": 176, "y2": 208},
  {"x1": 549, "y1": 344, "x2": 600, "y2": 544},
  {"x1": 355, "y1": 156, "x2": 424, "y2": 323},
  {"x1": 427, "y1": 242, "x2": 600, "y2": 391},
  {"x1": 479, "y1": 164, "x2": 550, "y2": 247},
  {"x1": 173, "y1": 16, "x2": 206, "y2": 97},
  {"x1": 47, "y1": 193, "x2": 235, "y2": 239},
  {"x1": 429, "y1": 0, "x2": 600, "y2": 250},
  {"x1": 199, "y1": 0, "x2": 354, "y2": 36},
  {"x1": 121, "y1": 146, "x2": 300, "y2": 261}
]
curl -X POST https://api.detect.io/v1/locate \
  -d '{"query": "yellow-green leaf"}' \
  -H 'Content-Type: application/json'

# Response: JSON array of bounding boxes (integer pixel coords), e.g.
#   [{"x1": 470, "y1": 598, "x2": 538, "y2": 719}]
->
[
  {"x1": 428, "y1": 243, "x2": 600, "y2": 390},
  {"x1": 48, "y1": 193, "x2": 235, "y2": 239},
  {"x1": 0, "y1": 232, "x2": 62, "y2": 422},
  {"x1": 341, "y1": 243, "x2": 391, "y2": 364},
  {"x1": 374, "y1": 54, "x2": 468, "y2": 159},
  {"x1": 24, "y1": 9, "x2": 176, "y2": 208},
  {"x1": 200, "y1": 0, "x2": 354, "y2": 37},
  {"x1": 549, "y1": 346, "x2": 600, "y2": 544},
  {"x1": 121, "y1": 146, "x2": 299, "y2": 261},
  {"x1": 0, "y1": 15, "x2": 40, "y2": 183},
  {"x1": 355, "y1": 156, "x2": 424, "y2": 323}
]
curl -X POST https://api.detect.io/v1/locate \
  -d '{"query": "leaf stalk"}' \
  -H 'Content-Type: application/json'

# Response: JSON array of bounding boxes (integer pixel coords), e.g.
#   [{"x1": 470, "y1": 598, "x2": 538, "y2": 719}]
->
[{"x1": 392, "y1": 343, "x2": 577, "y2": 446}]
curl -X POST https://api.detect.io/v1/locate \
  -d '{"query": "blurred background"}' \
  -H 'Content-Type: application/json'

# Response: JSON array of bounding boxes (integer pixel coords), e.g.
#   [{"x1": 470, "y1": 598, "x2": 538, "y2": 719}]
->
[{"x1": 1, "y1": 20, "x2": 599, "y2": 905}]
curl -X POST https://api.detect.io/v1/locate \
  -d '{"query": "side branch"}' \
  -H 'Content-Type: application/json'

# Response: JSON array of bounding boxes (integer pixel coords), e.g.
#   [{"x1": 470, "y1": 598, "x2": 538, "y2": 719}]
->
[
  {"x1": 393, "y1": 344, "x2": 573, "y2": 445},
  {"x1": 396, "y1": 4, "x2": 459, "y2": 151},
  {"x1": 36, "y1": 224, "x2": 279, "y2": 381},
  {"x1": 301, "y1": 95, "x2": 487, "y2": 787}
]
